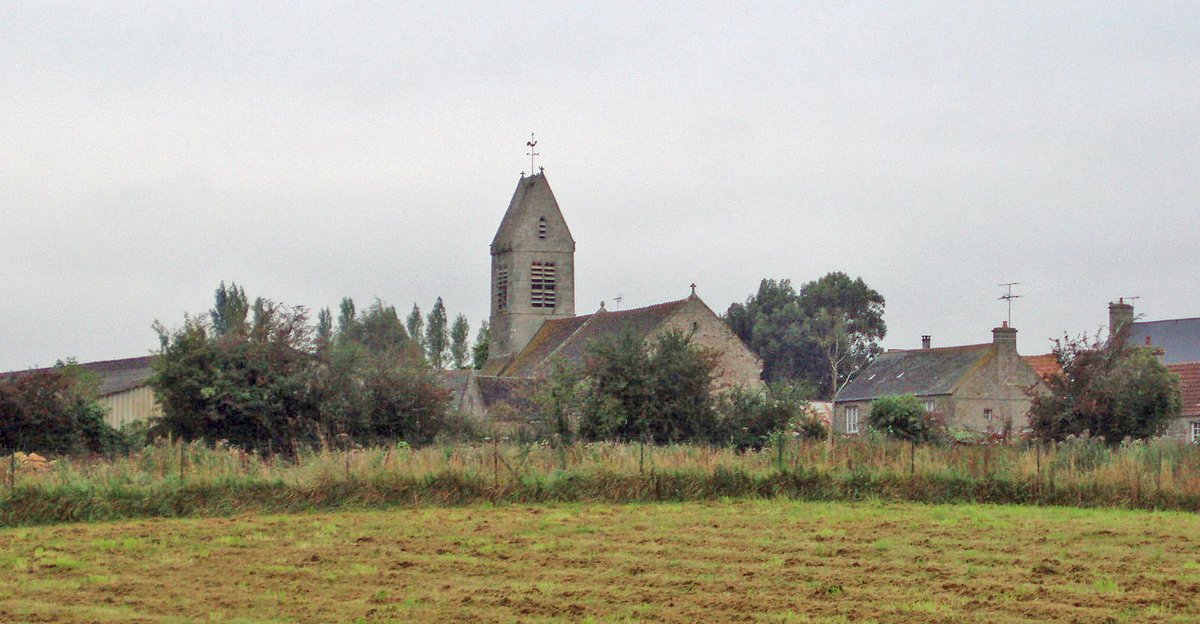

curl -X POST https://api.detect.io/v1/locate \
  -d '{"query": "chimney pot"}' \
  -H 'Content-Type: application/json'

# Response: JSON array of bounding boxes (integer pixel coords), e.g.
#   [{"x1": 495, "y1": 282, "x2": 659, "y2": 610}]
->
[{"x1": 921, "y1": 335, "x2": 931, "y2": 349}]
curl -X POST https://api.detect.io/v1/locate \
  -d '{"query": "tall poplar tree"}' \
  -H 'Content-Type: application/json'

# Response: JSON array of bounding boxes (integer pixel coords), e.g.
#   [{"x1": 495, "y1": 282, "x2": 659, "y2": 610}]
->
[
  {"x1": 425, "y1": 298, "x2": 449, "y2": 369},
  {"x1": 449, "y1": 314, "x2": 470, "y2": 369}
]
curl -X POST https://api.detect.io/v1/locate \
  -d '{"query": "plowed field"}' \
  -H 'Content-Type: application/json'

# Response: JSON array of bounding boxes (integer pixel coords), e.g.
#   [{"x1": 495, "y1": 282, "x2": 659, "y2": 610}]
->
[{"x1": 1, "y1": 501, "x2": 1197, "y2": 623}]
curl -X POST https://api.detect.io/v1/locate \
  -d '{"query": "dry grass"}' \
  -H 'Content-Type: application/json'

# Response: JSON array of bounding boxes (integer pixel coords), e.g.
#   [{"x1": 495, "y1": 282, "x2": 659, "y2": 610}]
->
[
  {"x1": 0, "y1": 500, "x2": 1197, "y2": 623},
  {"x1": 3, "y1": 437, "x2": 1199, "y2": 525}
]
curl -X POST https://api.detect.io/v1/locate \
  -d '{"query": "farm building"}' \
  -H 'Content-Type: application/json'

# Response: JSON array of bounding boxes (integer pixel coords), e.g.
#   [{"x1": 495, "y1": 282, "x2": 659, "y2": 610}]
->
[{"x1": 2, "y1": 356, "x2": 160, "y2": 429}]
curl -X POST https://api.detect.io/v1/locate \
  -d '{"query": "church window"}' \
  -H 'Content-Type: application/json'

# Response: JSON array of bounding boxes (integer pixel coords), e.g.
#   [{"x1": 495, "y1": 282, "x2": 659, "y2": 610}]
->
[
  {"x1": 495, "y1": 267, "x2": 509, "y2": 311},
  {"x1": 538, "y1": 217, "x2": 547, "y2": 239},
  {"x1": 983, "y1": 408, "x2": 994, "y2": 421},
  {"x1": 530, "y1": 261, "x2": 556, "y2": 308}
]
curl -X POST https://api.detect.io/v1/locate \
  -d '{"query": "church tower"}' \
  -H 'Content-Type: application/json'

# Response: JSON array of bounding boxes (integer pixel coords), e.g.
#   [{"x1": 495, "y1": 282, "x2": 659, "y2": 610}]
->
[{"x1": 488, "y1": 171, "x2": 576, "y2": 362}]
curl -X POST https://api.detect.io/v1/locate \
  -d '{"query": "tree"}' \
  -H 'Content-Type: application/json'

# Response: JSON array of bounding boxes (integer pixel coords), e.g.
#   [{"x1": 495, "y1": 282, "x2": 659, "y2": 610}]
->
[
  {"x1": 472, "y1": 322, "x2": 490, "y2": 369},
  {"x1": 152, "y1": 299, "x2": 319, "y2": 451},
  {"x1": 725, "y1": 279, "x2": 824, "y2": 385},
  {"x1": 578, "y1": 329, "x2": 719, "y2": 444},
  {"x1": 798, "y1": 272, "x2": 886, "y2": 399},
  {"x1": 425, "y1": 298, "x2": 449, "y2": 369},
  {"x1": 449, "y1": 314, "x2": 470, "y2": 369},
  {"x1": 315, "y1": 308, "x2": 333, "y2": 354},
  {"x1": 867, "y1": 395, "x2": 943, "y2": 443},
  {"x1": 1029, "y1": 328, "x2": 1181, "y2": 444},
  {"x1": 211, "y1": 282, "x2": 249, "y2": 337},
  {"x1": 356, "y1": 299, "x2": 410, "y2": 353},
  {"x1": 153, "y1": 285, "x2": 456, "y2": 450},
  {"x1": 406, "y1": 304, "x2": 424, "y2": 351},
  {"x1": 726, "y1": 274, "x2": 886, "y2": 399},
  {"x1": 716, "y1": 383, "x2": 821, "y2": 450},
  {"x1": 0, "y1": 362, "x2": 113, "y2": 455}
]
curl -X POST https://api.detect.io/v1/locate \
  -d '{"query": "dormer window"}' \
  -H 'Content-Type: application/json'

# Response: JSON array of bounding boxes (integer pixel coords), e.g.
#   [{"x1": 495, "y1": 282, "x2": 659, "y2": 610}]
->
[
  {"x1": 538, "y1": 217, "x2": 547, "y2": 239},
  {"x1": 530, "y1": 261, "x2": 556, "y2": 308}
]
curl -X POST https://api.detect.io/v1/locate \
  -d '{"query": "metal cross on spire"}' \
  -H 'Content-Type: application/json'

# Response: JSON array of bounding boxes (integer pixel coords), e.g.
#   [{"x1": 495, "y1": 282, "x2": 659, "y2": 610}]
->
[
  {"x1": 526, "y1": 133, "x2": 539, "y2": 173},
  {"x1": 998, "y1": 282, "x2": 1021, "y2": 326}
]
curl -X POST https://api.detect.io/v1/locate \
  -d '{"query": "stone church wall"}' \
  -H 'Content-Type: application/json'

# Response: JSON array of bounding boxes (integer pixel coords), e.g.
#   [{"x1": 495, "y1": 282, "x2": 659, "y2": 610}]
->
[{"x1": 663, "y1": 298, "x2": 764, "y2": 392}]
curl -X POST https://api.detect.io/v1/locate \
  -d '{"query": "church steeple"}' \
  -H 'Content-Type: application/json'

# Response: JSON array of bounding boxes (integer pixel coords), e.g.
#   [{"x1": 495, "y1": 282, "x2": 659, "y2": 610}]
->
[{"x1": 487, "y1": 171, "x2": 576, "y2": 362}]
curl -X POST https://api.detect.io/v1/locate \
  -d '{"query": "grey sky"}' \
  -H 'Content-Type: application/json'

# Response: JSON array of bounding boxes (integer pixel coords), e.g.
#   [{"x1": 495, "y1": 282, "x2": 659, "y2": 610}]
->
[{"x1": 3, "y1": 2, "x2": 1197, "y2": 371}]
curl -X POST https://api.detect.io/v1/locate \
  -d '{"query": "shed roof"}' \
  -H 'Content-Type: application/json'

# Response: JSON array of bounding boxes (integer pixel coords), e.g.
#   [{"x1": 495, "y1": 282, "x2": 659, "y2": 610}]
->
[
  {"x1": 835, "y1": 344, "x2": 993, "y2": 402},
  {"x1": 3, "y1": 356, "x2": 155, "y2": 397}
]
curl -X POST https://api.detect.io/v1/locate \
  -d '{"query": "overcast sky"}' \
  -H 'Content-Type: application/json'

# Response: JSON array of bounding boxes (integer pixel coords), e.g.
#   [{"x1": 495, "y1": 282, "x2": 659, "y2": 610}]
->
[{"x1": 2, "y1": 2, "x2": 1197, "y2": 371}]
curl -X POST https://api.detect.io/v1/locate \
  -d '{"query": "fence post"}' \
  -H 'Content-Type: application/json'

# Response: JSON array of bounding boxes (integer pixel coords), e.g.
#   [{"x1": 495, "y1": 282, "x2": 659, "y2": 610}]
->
[
  {"x1": 910, "y1": 439, "x2": 916, "y2": 477},
  {"x1": 179, "y1": 440, "x2": 186, "y2": 482}
]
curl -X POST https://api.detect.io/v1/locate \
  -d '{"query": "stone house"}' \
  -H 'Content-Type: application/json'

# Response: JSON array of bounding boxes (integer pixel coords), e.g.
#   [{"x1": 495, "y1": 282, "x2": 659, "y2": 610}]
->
[
  {"x1": 1108, "y1": 299, "x2": 1200, "y2": 443},
  {"x1": 832, "y1": 324, "x2": 1045, "y2": 436}
]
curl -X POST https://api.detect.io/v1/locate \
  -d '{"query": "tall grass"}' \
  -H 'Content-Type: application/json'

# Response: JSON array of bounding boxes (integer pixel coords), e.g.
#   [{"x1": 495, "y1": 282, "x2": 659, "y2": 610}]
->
[{"x1": 2, "y1": 436, "x2": 1198, "y2": 526}]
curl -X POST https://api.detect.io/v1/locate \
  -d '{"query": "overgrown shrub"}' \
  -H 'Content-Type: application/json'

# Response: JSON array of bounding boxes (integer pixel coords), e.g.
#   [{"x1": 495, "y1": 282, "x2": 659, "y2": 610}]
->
[
  {"x1": 868, "y1": 394, "x2": 944, "y2": 443},
  {"x1": 0, "y1": 363, "x2": 114, "y2": 455}
]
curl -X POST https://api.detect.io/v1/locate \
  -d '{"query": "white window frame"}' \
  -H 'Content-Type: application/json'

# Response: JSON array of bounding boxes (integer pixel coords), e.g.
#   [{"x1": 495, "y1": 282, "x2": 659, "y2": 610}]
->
[
  {"x1": 1191, "y1": 421, "x2": 1200, "y2": 444},
  {"x1": 923, "y1": 400, "x2": 935, "y2": 413},
  {"x1": 845, "y1": 405, "x2": 860, "y2": 434},
  {"x1": 983, "y1": 408, "x2": 994, "y2": 421}
]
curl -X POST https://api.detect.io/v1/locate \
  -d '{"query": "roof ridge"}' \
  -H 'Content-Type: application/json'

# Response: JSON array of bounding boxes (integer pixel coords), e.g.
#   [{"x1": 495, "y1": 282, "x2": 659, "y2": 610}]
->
[
  {"x1": 894, "y1": 343, "x2": 991, "y2": 353},
  {"x1": 1133, "y1": 317, "x2": 1200, "y2": 325}
]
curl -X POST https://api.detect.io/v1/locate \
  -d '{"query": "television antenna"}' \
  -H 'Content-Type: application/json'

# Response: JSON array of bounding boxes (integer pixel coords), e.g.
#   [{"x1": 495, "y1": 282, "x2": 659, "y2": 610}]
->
[
  {"x1": 613, "y1": 294, "x2": 623, "y2": 310},
  {"x1": 998, "y1": 282, "x2": 1021, "y2": 326}
]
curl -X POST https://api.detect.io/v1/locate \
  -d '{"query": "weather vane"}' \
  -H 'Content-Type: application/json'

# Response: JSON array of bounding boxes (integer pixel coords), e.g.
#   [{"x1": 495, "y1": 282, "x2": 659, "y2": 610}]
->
[
  {"x1": 998, "y1": 282, "x2": 1021, "y2": 326},
  {"x1": 526, "y1": 133, "x2": 539, "y2": 173}
]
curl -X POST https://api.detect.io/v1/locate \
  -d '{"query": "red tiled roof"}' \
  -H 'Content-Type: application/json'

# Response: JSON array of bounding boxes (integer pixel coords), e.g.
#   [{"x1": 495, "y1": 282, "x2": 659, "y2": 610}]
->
[
  {"x1": 1023, "y1": 353, "x2": 1062, "y2": 381},
  {"x1": 1167, "y1": 362, "x2": 1200, "y2": 418}
]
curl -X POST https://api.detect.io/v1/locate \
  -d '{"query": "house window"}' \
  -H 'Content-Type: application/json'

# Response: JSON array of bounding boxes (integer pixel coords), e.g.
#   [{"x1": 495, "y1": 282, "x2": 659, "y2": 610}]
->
[
  {"x1": 538, "y1": 217, "x2": 547, "y2": 239},
  {"x1": 1191, "y1": 422, "x2": 1200, "y2": 444},
  {"x1": 845, "y1": 405, "x2": 860, "y2": 434},
  {"x1": 530, "y1": 261, "x2": 556, "y2": 308},
  {"x1": 923, "y1": 400, "x2": 935, "y2": 413},
  {"x1": 983, "y1": 408, "x2": 993, "y2": 421},
  {"x1": 495, "y1": 267, "x2": 509, "y2": 311}
]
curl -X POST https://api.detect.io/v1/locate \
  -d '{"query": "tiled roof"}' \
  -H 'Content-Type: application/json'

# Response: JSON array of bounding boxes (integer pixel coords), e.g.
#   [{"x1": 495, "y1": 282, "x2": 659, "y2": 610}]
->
[
  {"x1": 1023, "y1": 353, "x2": 1062, "y2": 381},
  {"x1": 503, "y1": 298, "x2": 691, "y2": 377},
  {"x1": 501, "y1": 315, "x2": 591, "y2": 376},
  {"x1": 1129, "y1": 318, "x2": 1200, "y2": 364},
  {"x1": 3, "y1": 356, "x2": 156, "y2": 397},
  {"x1": 835, "y1": 344, "x2": 993, "y2": 402},
  {"x1": 1167, "y1": 362, "x2": 1200, "y2": 418}
]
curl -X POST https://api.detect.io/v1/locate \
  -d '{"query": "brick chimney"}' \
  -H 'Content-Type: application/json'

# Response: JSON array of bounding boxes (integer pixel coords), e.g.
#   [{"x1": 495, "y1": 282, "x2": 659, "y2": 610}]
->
[
  {"x1": 921, "y1": 335, "x2": 931, "y2": 349},
  {"x1": 1108, "y1": 298, "x2": 1134, "y2": 338},
  {"x1": 992, "y1": 321, "x2": 1017, "y2": 354}
]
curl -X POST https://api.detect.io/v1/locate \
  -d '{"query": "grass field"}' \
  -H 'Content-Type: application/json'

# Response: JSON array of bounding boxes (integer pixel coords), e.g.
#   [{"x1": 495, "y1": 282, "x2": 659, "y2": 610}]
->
[{"x1": 1, "y1": 501, "x2": 1198, "y2": 623}]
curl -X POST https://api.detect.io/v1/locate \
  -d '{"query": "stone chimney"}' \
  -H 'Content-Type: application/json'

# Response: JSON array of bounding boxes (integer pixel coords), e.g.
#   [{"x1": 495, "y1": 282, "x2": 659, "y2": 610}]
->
[
  {"x1": 921, "y1": 335, "x2": 931, "y2": 349},
  {"x1": 1108, "y1": 298, "x2": 1134, "y2": 338},
  {"x1": 992, "y1": 321, "x2": 1017, "y2": 354}
]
